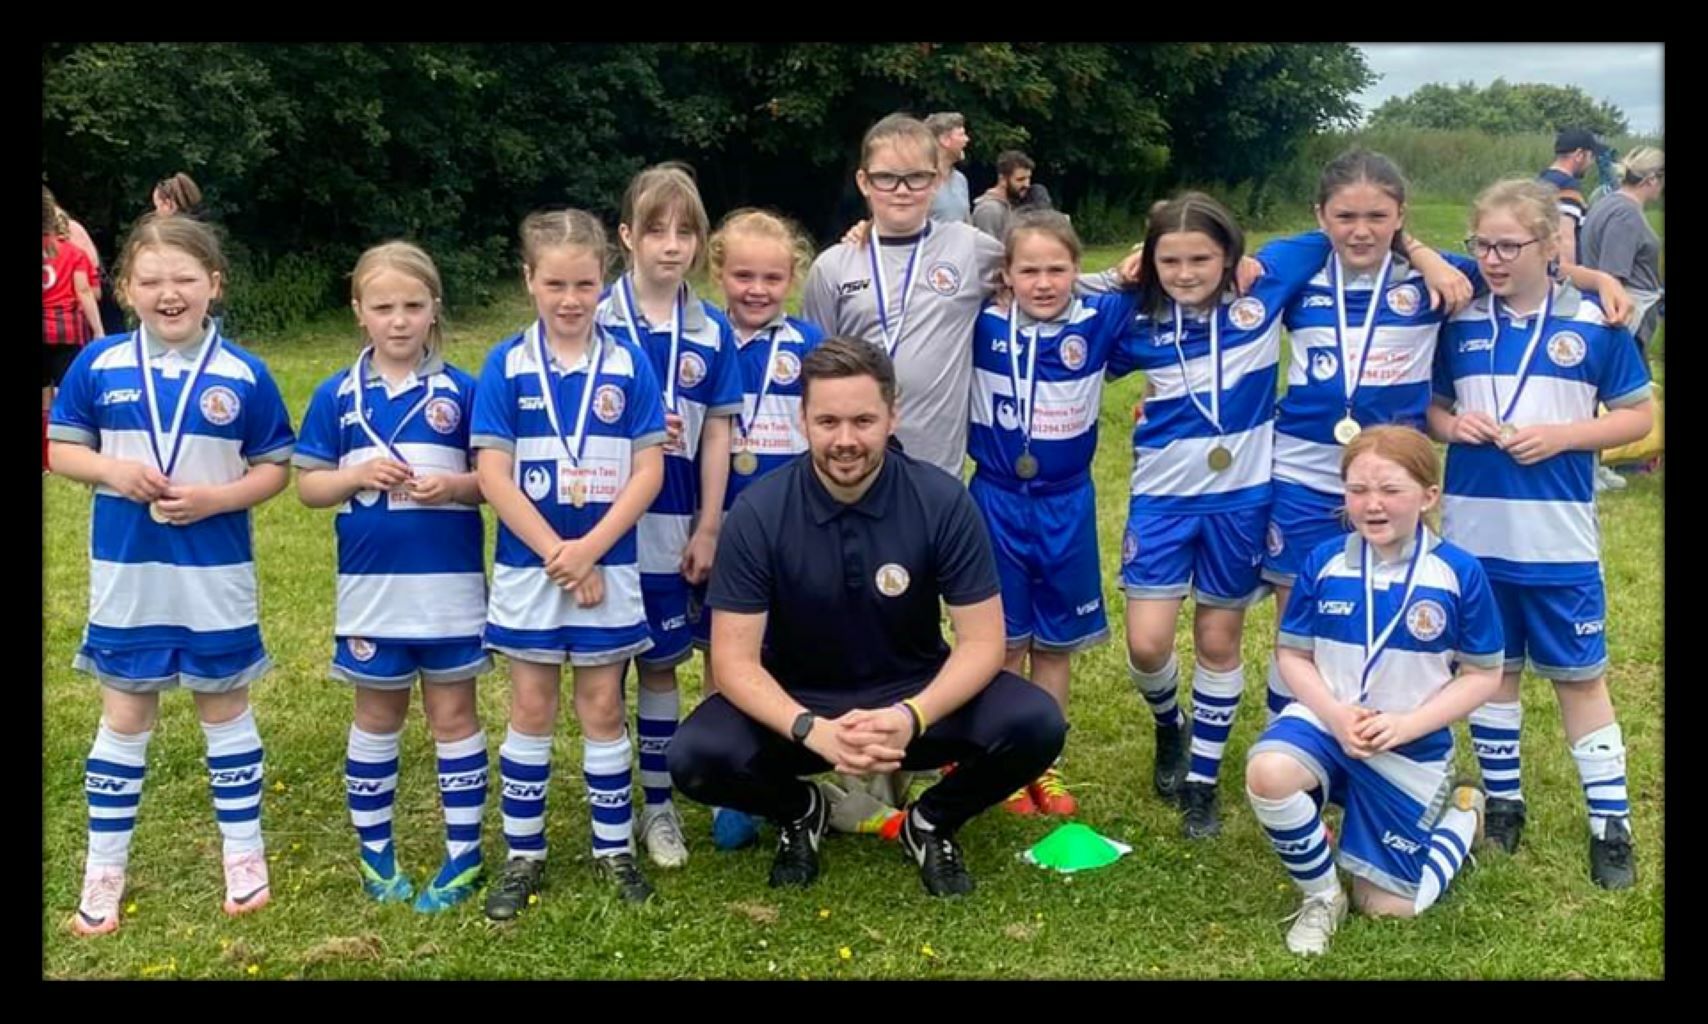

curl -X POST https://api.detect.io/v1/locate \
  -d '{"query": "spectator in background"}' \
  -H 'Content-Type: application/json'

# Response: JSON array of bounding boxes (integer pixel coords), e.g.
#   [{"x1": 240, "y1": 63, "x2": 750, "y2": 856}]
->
[
  {"x1": 1537, "y1": 128, "x2": 1601, "y2": 271},
  {"x1": 925, "y1": 112, "x2": 972, "y2": 224},
  {"x1": 1581, "y1": 146, "x2": 1664, "y2": 360},
  {"x1": 971, "y1": 150, "x2": 1036, "y2": 241},
  {"x1": 153, "y1": 172, "x2": 204, "y2": 217}
]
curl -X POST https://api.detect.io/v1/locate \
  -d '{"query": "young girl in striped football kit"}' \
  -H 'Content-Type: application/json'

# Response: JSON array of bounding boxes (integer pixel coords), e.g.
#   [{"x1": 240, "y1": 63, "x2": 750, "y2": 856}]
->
[
  {"x1": 294, "y1": 242, "x2": 490, "y2": 913},
  {"x1": 49, "y1": 214, "x2": 295, "y2": 935},
  {"x1": 1247, "y1": 425, "x2": 1503, "y2": 956},
  {"x1": 473, "y1": 210, "x2": 668, "y2": 917},
  {"x1": 1429, "y1": 179, "x2": 1653, "y2": 889}
]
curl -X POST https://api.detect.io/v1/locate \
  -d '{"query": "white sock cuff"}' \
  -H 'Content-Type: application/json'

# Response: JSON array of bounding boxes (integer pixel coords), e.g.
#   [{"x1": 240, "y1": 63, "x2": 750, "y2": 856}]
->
[
  {"x1": 1572, "y1": 722, "x2": 1623, "y2": 755},
  {"x1": 1247, "y1": 788, "x2": 1317, "y2": 831},
  {"x1": 637, "y1": 686, "x2": 679, "y2": 718},
  {"x1": 94, "y1": 722, "x2": 152, "y2": 762},
  {"x1": 502, "y1": 727, "x2": 554, "y2": 764},
  {"x1": 1469, "y1": 700, "x2": 1522, "y2": 726},
  {"x1": 584, "y1": 731, "x2": 632, "y2": 776},
  {"x1": 1129, "y1": 653, "x2": 1180, "y2": 693},
  {"x1": 347, "y1": 724, "x2": 403, "y2": 762},
  {"x1": 201, "y1": 707, "x2": 261, "y2": 755},
  {"x1": 437, "y1": 730, "x2": 487, "y2": 760},
  {"x1": 1194, "y1": 661, "x2": 1245, "y2": 697}
]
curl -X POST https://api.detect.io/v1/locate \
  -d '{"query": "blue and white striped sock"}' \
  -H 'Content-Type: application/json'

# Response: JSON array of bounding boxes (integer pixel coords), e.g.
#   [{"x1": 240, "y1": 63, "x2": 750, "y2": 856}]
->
[
  {"x1": 584, "y1": 732, "x2": 634, "y2": 858},
  {"x1": 85, "y1": 722, "x2": 151, "y2": 869},
  {"x1": 636, "y1": 686, "x2": 678, "y2": 810},
  {"x1": 1248, "y1": 789, "x2": 1341, "y2": 898},
  {"x1": 1265, "y1": 653, "x2": 1293, "y2": 725},
  {"x1": 1187, "y1": 662, "x2": 1244, "y2": 786},
  {"x1": 1572, "y1": 723, "x2": 1630, "y2": 841},
  {"x1": 1130, "y1": 654, "x2": 1184, "y2": 730},
  {"x1": 499, "y1": 727, "x2": 553, "y2": 862},
  {"x1": 345, "y1": 725, "x2": 402, "y2": 875},
  {"x1": 202, "y1": 708, "x2": 265, "y2": 857},
  {"x1": 1469, "y1": 701, "x2": 1524, "y2": 803},
  {"x1": 437, "y1": 731, "x2": 488, "y2": 865},
  {"x1": 1413, "y1": 802, "x2": 1478, "y2": 914}
]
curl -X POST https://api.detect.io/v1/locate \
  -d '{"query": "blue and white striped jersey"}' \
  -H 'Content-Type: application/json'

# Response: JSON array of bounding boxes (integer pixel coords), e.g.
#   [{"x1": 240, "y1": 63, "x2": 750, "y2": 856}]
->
[
  {"x1": 1274, "y1": 249, "x2": 1483, "y2": 496},
  {"x1": 1108, "y1": 231, "x2": 1333, "y2": 514},
  {"x1": 48, "y1": 329, "x2": 295, "y2": 654},
  {"x1": 595, "y1": 278, "x2": 743, "y2": 576},
  {"x1": 293, "y1": 354, "x2": 486, "y2": 642},
  {"x1": 722, "y1": 314, "x2": 823, "y2": 510},
  {"x1": 471, "y1": 326, "x2": 668, "y2": 651},
  {"x1": 1279, "y1": 529, "x2": 1505, "y2": 713},
  {"x1": 968, "y1": 293, "x2": 1137, "y2": 486},
  {"x1": 1433, "y1": 284, "x2": 1651, "y2": 584}
]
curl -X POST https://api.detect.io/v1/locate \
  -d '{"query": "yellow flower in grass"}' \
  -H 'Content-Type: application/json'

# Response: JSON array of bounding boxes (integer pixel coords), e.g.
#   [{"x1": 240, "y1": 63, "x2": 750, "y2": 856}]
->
[{"x1": 838, "y1": 946, "x2": 853, "y2": 960}]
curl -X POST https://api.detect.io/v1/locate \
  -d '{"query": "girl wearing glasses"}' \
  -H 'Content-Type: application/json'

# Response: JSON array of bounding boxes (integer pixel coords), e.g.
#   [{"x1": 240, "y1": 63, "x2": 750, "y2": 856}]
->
[
  {"x1": 802, "y1": 113, "x2": 1007, "y2": 480},
  {"x1": 1428, "y1": 178, "x2": 1653, "y2": 890},
  {"x1": 1264, "y1": 152, "x2": 1635, "y2": 727}
]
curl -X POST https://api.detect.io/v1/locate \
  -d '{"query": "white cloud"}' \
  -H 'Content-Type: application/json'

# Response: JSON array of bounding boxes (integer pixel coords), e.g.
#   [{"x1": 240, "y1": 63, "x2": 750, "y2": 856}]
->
[{"x1": 1354, "y1": 43, "x2": 1664, "y2": 136}]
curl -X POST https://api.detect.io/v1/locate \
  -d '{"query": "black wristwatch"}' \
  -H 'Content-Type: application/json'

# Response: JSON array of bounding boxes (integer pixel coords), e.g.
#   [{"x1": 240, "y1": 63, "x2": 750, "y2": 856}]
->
[{"x1": 790, "y1": 711, "x2": 816, "y2": 745}]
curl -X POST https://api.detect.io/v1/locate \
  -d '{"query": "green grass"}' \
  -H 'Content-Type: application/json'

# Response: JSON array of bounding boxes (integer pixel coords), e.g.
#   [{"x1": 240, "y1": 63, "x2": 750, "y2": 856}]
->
[{"x1": 42, "y1": 249, "x2": 1663, "y2": 979}]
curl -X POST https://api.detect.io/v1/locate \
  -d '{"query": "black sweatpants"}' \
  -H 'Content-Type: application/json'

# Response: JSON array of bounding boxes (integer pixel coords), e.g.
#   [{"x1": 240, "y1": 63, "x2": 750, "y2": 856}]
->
[{"x1": 668, "y1": 670, "x2": 1066, "y2": 834}]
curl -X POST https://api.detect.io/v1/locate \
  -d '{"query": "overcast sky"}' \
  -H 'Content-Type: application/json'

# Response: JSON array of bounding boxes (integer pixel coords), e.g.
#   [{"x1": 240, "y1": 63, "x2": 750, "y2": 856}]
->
[{"x1": 1354, "y1": 44, "x2": 1663, "y2": 136}]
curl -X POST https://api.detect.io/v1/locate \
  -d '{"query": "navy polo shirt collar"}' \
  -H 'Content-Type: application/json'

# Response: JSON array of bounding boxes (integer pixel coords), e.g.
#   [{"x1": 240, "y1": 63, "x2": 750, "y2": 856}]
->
[{"x1": 803, "y1": 442, "x2": 902, "y2": 525}]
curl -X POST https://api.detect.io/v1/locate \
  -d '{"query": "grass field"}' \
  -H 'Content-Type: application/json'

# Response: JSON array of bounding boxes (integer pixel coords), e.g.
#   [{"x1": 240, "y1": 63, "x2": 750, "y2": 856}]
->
[{"x1": 42, "y1": 218, "x2": 1663, "y2": 978}]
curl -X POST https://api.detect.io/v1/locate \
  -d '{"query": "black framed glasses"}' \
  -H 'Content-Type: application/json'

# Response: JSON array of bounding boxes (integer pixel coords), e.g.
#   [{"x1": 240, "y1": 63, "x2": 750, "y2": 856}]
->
[
  {"x1": 1464, "y1": 236, "x2": 1542, "y2": 263},
  {"x1": 865, "y1": 170, "x2": 938, "y2": 193}
]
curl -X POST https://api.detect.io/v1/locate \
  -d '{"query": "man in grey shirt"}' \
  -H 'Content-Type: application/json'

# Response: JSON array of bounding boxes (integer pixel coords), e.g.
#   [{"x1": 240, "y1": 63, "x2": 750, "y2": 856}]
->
[
  {"x1": 925, "y1": 112, "x2": 972, "y2": 224},
  {"x1": 971, "y1": 150, "x2": 1037, "y2": 241}
]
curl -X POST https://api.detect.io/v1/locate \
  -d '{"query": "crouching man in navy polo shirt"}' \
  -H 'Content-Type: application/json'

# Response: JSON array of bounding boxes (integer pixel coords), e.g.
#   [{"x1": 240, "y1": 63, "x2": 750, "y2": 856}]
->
[{"x1": 669, "y1": 337, "x2": 1066, "y2": 896}]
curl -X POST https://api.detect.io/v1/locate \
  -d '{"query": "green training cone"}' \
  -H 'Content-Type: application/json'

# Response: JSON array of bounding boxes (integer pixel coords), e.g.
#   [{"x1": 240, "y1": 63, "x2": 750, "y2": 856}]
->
[{"x1": 1021, "y1": 823, "x2": 1133, "y2": 873}]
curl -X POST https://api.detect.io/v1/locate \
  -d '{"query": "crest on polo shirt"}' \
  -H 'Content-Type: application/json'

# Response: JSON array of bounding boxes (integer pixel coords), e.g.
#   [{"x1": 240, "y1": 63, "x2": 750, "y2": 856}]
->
[
  {"x1": 593, "y1": 384, "x2": 626, "y2": 424},
  {"x1": 925, "y1": 261, "x2": 962, "y2": 296},
  {"x1": 995, "y1": 399, "x2": 1020, "y2": 432},
  {"x1": 1309, "y1": 348, "x2": 1340, "y2": 383},
  {"x1": 1386, "y1": 283, "x2": 1422, "y2": 317},
  {"x1": 347, "y1": 637, "x2": 377, "y2": 663},
  {"x1": 677, "y1": 351, "x2": 708, "y2": 390},
  {"x1": 1228, "y1": 297, "x2": 1266, "y2": 331},
  {"x1": 875, "y1": 563, "x2": 911, "y2": 597},
  {"x1": 1266, "y1": 521, "x2": 1285, "y2": 558},
  {"x1": 523, "y1": 464, "x2": 552, "y2": 502},
  {"x1": 1547, "y1": 331, "x2": 1587, "y2": 368},
  {"x1": 1060, "y1": 334, "x2": 1088, "y2": 371},
  {"x1": 772, "y1": 350, "x2": 802, "y2": 385},
  {"x1": 424, "y1": 397, "x2": 461, "y2": 435},
  {"x1": 1406, "y1": 599, "x2": 1447, "y2": 642},
  {"x1": 199, "y1": 385, "x2": 240, "y2": 426}
]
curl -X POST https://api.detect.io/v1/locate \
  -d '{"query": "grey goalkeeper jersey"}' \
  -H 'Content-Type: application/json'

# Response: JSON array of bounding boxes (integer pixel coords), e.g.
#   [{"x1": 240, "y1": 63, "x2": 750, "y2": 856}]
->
[{"x1": 802, "y1": 221, "x2": 1005, "y2": 476}]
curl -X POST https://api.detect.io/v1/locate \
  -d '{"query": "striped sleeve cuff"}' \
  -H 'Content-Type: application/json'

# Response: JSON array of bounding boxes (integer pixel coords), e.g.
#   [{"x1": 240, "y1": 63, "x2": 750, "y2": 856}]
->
[
  {"x1": 1277, "y1": 631, "x2": 1315, "y2": 651},
  {"x1": 291, "y1": 451, "x2": 338, "y2": 470},
  {"x1": 1457, "y1": 650, "x2": 1506, "y2": 669},
  {"x1": 470, "y1": 433, "x2": 515, "y2": 454},
  {"x1": 1605, "y1": 384, "x2": 1654, "y2": 410},
  {"x1": 248, "y1": 444, "x2": 295, "y2": 466},
  {"x1": 46, "y1": 424, "x2": 97, "y2": 447},
  {"x1": 633, "y1": 431, "x2": 668, "y2": 451}
]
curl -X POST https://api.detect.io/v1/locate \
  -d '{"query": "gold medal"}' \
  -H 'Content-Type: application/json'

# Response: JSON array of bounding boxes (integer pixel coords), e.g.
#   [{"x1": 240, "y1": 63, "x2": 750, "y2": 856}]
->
[
  {"x1": 1498, "y1": 422, "x2": 1518, "y2": 443},
  {"x1": 1333, "y1": 416, "x2": 1362, "y2": 445},
  {"x1": 733, "y1": 451, "x2": 759, "y2": 476},
  {"x1": 1207, "y1": 445, "x2": 1232, "y2": 472},
  {"x1": 569, "y1": 481, "x2": 588, "y2": 508},
  {"x1": 149, "y1": 501, "x2": 172, "y2": 525},
  {"x1": 1015, "y1": 451, "x2": 1039, "y2": 480}
]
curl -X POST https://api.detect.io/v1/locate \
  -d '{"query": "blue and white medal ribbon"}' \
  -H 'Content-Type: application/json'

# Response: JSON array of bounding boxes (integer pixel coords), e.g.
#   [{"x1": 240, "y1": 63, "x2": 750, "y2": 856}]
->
[
  {"x1": 867, "y1": 226, "x2": 927, "y2": 357},
  {"x1": 136, "y1": 320, "x2": 221, "y2": 524},
  {"x1": 1358, "y1": 521, "x2": 1428, "y2": 705}
]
